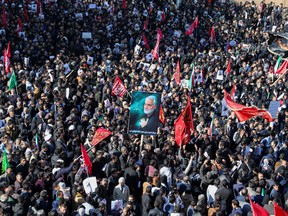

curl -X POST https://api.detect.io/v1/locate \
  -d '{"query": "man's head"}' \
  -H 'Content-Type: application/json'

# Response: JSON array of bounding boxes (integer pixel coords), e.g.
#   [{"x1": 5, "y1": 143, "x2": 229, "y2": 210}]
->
[
  {"x1": 144, "y1": 95, "x2": 157, "y2": 115},
  {"x1": 119, "y1": 177, "x2": 125, "y2": 186}
]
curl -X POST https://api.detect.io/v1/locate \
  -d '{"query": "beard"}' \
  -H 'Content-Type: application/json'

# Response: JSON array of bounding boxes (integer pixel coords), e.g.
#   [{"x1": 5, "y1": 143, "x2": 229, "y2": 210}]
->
[{"x1": 144, "y1": 108, "x2": 155, "y2": 115}]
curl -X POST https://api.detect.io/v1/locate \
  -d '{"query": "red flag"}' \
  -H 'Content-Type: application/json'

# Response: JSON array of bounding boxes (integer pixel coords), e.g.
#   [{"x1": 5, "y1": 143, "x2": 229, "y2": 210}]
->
[
  {"x1": 37, "y1": 0, "x2": 42, "y2": 15},
  {"x1": 16, "y1": 18, "x2": 23, "y2": 34},
  {"x1": 159, "y1": 105, "x2": 165, "y2": 124},
  {"x1": 157, "y1": 28, "x2": 163, "y2": 40},
  {"x1": 112, "y1": 76, "x2": 127, "y2": 97},
  {"x1": 174, "y1": 115, "x2": 186, "y2": 146},
  {"x1": 174, "y1": 60, "x2": 181, "y2": 85},
  {"x1": 142, "y1": 32, "x2": 150, "y2": 50},
  {"x1": 174, "y1": 95, "x2": 194, "y2": 146},
  {"x1": 183, "y1": 95, "x2": 194, "y2": 132},
  {"x1": 226, "y1": 42, "x2": 231, "y2": 51},
  {"x1": 160, "y1": 12, "x2": 165, "y2": 23},
  {"x1": 194, "y1": 16, "x2": 199, "y2": 28},
  {"x1": 268, "y1": 65, "x2": 273, "y2": 74},
  {"x1": 91, "y1": 128, "x2": 112, "y2": 146},
  {"x1": 6, "y1": 42, "x2": 10, "y2": 58},
  {"x1": 230, "y1": 85, "x2": 236, "y2": 99},
  {"x1": 226, "y1": 59, "x2": 232, "y2": 75},
  {"x1": 1, "y1": 6, "x2": 7, "y2": 28},
  {"x1": 201, "y1": 67, "x2": 205, "y2": 84},
  {"x1": 4, "y1": 42, "x2": 10, "y2": 74},
  {"x1": 185, "y1": 16, "x2": 198, "y2": 35},
  {"x1": 274, "y1": 60, "x2": 288, "y2": 75},
  {"x1": 148, "y1": 6, "x2": 153, "y2": 14},
  {"x1": 110, "y1": 1, "x2": 114, "y2": 16},
  {"x1": 274, "y1": 202, "x2": 288, "y2": 216},
  {"x1": 224, "y1": 90, "x2": 273, "y2": 122},
  {"x1": 3, "y1": 49, "x2": 8, "y2": 74},
  {"x1": 23, "y1": 6, "x2": 29, "y2": 22},
  {"x1": 210, "y1": 26, "x2": 215, "y2": 43},
  {"x1": 152, "y1": 28, "x2": 163, "y2": 60},
  {"x1": 122, "y1": 0, "x2": 127, "y2": 9},
  {"x1": 80, "y1": 144, "x2": 92, "y2": 175},
  {"x1": 143, "y1": 18, "x2": 149, "y2": 30},
  {"x1": 152, "y1": 40, "x2": 160, "y2": 60},
  {"x1": 249, "y1": 195, "x2": 269, "y2": 216}
]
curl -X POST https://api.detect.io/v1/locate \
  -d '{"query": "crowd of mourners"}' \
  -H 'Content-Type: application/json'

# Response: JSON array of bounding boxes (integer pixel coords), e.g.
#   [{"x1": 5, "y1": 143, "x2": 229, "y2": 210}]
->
[{"x1": 0, "y1": 0, "x2": 287, "y2": 215}]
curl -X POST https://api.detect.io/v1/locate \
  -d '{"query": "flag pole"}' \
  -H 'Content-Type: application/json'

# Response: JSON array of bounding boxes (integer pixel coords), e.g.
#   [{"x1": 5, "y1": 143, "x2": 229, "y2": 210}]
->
[
  {"x1": 15, "y1": 85, "x2": 19, "y2": 96},
  {"x1": 127, "y1": 91, "x2": 132, "y2": 98},
  {"x1": 139, "y1": 135, "x2": 144, "y2": 160},
  {"x1": 74, "y1": 145, "x2": 95, "y2": 163},
  {"x1": 270, "y1": 69, "x2": 287, "y2": 87}
]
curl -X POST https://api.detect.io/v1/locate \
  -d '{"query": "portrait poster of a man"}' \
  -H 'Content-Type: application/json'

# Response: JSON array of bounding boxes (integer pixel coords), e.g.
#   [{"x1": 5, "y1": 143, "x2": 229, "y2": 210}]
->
[{"x1": 128, "y1": 91, "x2": 161, "y2": 136}]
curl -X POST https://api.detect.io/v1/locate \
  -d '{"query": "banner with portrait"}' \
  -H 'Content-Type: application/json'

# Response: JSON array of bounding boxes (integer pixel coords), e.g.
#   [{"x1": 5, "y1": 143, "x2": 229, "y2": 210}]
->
[{"x1": 128, "y1": 91, "x2": 161, "y2": 136}]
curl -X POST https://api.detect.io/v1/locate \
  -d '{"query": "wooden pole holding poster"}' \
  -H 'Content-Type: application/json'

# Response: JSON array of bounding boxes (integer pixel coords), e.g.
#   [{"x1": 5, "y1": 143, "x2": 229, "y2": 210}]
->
[{"x1": 139, "y1": 135, "x2": 144, "y2": 160}]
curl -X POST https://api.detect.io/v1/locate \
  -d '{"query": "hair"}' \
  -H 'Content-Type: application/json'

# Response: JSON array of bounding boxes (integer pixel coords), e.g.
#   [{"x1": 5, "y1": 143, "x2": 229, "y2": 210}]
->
[
  {"x1": 146, "y1": 186, "x2": 152, "y2": 194},
  {"x1": 232, "y1": 199, "x2": 240, "y2": 207},
  {"x1": 145, "y1": 95, "x2": 157, "y2": 106}
]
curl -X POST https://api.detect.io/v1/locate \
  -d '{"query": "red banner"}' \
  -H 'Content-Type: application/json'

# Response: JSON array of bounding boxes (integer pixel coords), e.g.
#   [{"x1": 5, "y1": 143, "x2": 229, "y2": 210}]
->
[
  {"x1": 91, "y1": 128, "x2": 112, "y2": 146},
  {"x1": 112, "y1": 76, "x2": 127, "y2": 97}
]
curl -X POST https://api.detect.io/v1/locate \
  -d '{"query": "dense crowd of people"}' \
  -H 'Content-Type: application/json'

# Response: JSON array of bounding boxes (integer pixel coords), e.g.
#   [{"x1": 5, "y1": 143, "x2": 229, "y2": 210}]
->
[{"x1": 0, "y1": 0, "x2": 287, "y2": 215}]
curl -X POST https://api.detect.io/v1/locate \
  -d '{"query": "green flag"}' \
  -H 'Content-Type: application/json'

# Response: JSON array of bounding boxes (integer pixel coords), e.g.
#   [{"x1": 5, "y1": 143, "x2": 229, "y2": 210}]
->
[
  {"x1": 35, "y1": 133, "x2": 39, "y2": 149},
  {"x1": 274, "y1": 56, "x2": 282, "y2": 73},
  {"x1": 2, "y1": 148, "x2": 10, "y2": 173},
  {"x1": 188, "y1": 63, "x2": 195, "y2": 90},
  {"x1": 8, "y1": 71, "x2": 17, "y2": 90}
]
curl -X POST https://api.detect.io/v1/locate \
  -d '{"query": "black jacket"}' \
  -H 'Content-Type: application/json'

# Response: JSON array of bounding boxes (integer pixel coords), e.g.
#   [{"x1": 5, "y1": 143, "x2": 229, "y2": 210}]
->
[{"x1": 148, "y1": 207, "x2": 165, "y2": 216}]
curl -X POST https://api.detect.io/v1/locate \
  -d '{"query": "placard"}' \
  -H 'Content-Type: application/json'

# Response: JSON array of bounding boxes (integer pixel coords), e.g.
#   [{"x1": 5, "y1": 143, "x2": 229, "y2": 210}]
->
[
  {"x1": 128, "y1": 91, "x2": 161, "y2": 136},
  {"x1": 89, "y1": 4, "x2": 96, "y2": 9},
  {"x1": 181, "y1": 79, "x2": 189, "y2": 89},
  {"x1": 111, "y1": 200, "x2": 123, "y2": 211},
  {"x1": 83, "y1": 177, "x2": 98, "y2": 195},
  {"x1": 216, "y1": 70, "x2": 224, "y2": 80},
  {"x1": 82, "y1": 32, "x2": 92, "y2": 39},
  {"x1": 75, "y1": 13, "x2": 83, "y2": 20},
  {"x1": 268, "y1": 101, "x2": 280, "y2": 119}
]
